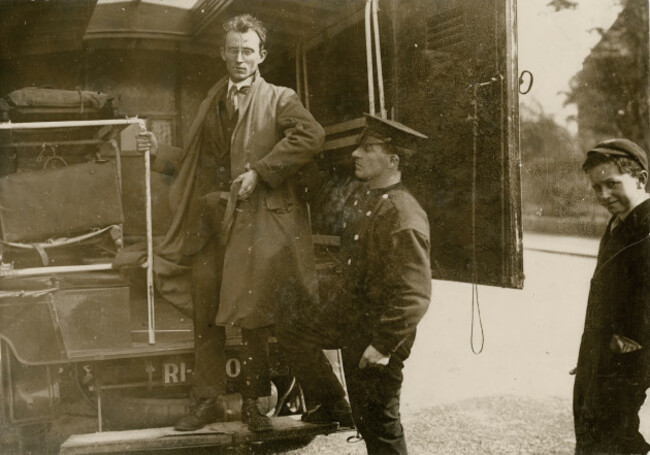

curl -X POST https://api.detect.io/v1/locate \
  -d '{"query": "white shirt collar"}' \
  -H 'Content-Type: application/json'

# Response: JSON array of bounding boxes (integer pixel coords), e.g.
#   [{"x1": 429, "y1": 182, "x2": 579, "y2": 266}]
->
[{"x1": 227, "y1": 74, "x2": 254, "y2": 93}]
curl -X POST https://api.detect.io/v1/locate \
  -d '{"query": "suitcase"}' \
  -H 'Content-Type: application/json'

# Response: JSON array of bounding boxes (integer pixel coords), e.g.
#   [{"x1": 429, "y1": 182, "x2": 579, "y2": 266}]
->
[
  {"x1": 0, "y1": 161, "x2": 124, "y2": 243},
  {"x1": 0, "y1": 87, "x2": 116, "y2": 122},
  {"x1": 0, "y1": 272, "x2": 132, "y2": 361}
]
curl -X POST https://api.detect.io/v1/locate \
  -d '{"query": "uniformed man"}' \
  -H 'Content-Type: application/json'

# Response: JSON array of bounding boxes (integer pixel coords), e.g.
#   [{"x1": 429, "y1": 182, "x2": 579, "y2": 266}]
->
[
  {"x1": 278, "y1": 114, "x2": 432, "y2": 455},
  {"x1": 574, "y1": 139, "x2": 650, "y2": 455}
]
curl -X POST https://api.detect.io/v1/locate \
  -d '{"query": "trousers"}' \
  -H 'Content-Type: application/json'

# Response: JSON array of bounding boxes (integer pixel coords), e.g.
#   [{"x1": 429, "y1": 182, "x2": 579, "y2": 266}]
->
[
  {"x1": 278, "y1": 316, "x2": 411, "y2": 455},
  {"x1": 574, "y1": 370, "x2": 650, "y2": 455},
  {"x1": 190, "y1": 235, "x2": 270, "y2": 399}
]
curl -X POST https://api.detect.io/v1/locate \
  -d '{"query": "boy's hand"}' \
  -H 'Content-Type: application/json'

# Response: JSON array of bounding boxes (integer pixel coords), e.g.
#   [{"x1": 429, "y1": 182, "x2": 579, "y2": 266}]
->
[{"x1": 610, "y1": 334, "x2": 642, "y2": 354}]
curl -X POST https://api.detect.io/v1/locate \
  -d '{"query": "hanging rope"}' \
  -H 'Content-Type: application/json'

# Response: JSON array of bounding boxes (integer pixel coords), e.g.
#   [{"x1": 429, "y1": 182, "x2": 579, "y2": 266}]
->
[
  {"x1": 469, "y1": 82, "x2": 492, "y2": 355},
  {"x1": 470, "y1": 281, "x2": 484, "y2": 355},
  {"x1": 468, "y1": 1, "x2": 508, "y2": 353}
]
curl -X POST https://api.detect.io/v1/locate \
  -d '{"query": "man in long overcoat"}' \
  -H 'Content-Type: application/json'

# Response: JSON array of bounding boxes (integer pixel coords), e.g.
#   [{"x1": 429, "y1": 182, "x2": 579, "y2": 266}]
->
[
  {"x1": 574, "y1": 139, "x2": 650, "y2": 454},
  {"x1": 139, "y1": 14, "x2": 323, "y2": 432}
]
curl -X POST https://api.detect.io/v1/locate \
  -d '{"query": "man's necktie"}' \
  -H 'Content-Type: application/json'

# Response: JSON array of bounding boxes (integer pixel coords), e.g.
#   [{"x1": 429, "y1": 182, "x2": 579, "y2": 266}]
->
[
  {"x1": 225, "y1": 85, "x2": 251, "y2": 120},
  {"x1": 226, "y1": 85, "x2": 238, "y2": 120}
]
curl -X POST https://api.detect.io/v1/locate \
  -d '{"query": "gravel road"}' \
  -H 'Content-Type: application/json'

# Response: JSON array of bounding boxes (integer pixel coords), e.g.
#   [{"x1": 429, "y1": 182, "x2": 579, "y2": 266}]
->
[{"x1": 288, "y1": 395, "x2": 574, "y2": 455}]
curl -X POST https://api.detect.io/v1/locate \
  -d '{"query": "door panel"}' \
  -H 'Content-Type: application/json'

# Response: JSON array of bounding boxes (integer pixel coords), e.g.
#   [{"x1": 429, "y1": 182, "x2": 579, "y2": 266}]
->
[{"x1": 389, "y1": 0, "x2": 523, "y2": 288}]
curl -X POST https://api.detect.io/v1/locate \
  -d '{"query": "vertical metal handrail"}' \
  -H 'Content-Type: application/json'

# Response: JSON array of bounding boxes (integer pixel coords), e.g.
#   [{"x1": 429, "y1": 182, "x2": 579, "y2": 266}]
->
[
  {"x1": 94, "y1": 362, "x2": 103, "y2": 432},
  {"x1": 140, "y1": 121, "x2": 156, "y2": 345},
  {"x1": 302, "y1": 41, "x2": 311, "y2": 111},
  {"x1": 365, "y1": 0, "x2": 376, "y2": 115},
  {"x1": 372, "y1": 0, "x2": 386, "y2": 118},
  {"x1": 295, "y1": 42, "x2": 303, "y2": 102}
]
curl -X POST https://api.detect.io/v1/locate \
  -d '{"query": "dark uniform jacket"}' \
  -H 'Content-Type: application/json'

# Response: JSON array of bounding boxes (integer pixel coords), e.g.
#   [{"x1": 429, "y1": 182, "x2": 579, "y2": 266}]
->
[
  {"x1": 335, "y1": 182, "x2": 432, "y2": 355},
  {"x1": 576, "y1": 198, "x2": 650, "y2": 382}
]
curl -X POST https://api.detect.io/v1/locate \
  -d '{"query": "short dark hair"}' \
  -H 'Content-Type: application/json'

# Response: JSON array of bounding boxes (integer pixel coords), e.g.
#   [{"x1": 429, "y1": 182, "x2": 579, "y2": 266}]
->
[
  {"x1": 222, "y1": 14, "x2": 267, "y2": 51},
  {"x1": 582, "y1": 153, "x2": 645, "y2": 179},
  {"x1": 386, "y1": 143, "x2": 415, "y2": 163},
  {"x1": 372, "y1": 143, "x2": 413, "y2": 170}
]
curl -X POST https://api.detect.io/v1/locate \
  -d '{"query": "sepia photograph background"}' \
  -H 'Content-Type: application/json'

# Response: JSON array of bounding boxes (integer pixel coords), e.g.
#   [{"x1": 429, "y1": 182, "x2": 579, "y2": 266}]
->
[{"x1": 0, "y1": 0, "x2": 648, "y2": 454}]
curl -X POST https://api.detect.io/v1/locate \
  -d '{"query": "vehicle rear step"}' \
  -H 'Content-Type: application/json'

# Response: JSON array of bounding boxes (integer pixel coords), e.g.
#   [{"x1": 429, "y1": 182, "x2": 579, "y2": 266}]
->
[{"x1": 59, "y1": 416, "x2": 338, "y2": 454}]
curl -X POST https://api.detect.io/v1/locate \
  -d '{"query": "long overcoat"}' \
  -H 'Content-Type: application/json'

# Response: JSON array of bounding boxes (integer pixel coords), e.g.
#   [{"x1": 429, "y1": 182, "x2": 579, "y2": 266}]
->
[
  {"x1": 154, "y1": 74, "x2": 324, "y2": 328},
  {"x1": 215, "y1": 75, "x2": 324, "y2": 328},
  {"x1": 573, "y1": 198, "x2": 650, "y2": 446}
]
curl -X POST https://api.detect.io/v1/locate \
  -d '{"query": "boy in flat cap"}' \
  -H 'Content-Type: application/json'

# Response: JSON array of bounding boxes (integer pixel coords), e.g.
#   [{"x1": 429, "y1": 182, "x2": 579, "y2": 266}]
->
[
  {"x1": 278, "y1": 114, "x2": 432, "y2": 455},
  {"x1": 574, "y1": 138, "x2": 650, "y2": 454}
]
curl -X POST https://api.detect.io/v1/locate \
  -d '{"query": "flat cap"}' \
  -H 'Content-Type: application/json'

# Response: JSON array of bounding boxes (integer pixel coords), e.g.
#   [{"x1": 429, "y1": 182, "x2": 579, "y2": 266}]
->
[
  {"x1": 359, "y1": 113, "x2": 428, "y2": 151},
  {"x1": 588, "y1": 138, "x2": 648, "y2": 171}
]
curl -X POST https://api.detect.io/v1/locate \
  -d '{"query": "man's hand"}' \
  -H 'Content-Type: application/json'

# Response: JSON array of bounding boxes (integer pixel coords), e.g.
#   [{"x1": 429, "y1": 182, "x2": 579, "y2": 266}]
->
[
  {"x1": 136, "y1": 132, "x2": 159, "y2": 158},
  {"x1": 358, "y1": 345, "x2": 390, "y2": 369},
  {"x1": 233, "y1": 169, "x2": 259, "y2": 200},
  {"x1": 610, "y1": 334, "x2": 642, "y2": 354}
]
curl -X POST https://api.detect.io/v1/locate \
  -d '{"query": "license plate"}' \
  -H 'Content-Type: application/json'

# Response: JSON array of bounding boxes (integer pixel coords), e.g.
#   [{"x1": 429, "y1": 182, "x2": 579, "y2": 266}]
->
[
  {"x1": 162, "y1": 360, "x2": 191, "y2": 385},
  {"x1": 162, "y1": 357, "x2": 241, "y2": 385}
]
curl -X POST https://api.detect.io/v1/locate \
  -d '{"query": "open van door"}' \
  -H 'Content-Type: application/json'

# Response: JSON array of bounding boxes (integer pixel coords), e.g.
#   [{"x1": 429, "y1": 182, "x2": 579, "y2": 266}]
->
[
  {"x1": 390, "y1": 0, "x2": 522, "y2": 288},
  {"x1": 305, "y1": 0, "x2": 522, "y2": 288}
]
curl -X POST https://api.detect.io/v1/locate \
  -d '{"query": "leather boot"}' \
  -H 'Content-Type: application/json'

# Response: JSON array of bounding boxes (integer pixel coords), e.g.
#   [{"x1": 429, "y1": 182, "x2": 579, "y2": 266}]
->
[
  {"x1": 174, "y1": 397, "x2": 221, "y2": 431},
  {"x1": 242, "y1": 398, "x2": 273, "y2": 432},
  {"x1": 301, "y1": 397, "x2": 354, "y2": 428}
]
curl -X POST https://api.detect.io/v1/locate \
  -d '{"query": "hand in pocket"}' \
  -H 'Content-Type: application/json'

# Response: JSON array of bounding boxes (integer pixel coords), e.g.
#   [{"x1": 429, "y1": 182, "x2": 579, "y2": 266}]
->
[{"x1": 610, "y1": 334, "x2": 642, "y2": 354}]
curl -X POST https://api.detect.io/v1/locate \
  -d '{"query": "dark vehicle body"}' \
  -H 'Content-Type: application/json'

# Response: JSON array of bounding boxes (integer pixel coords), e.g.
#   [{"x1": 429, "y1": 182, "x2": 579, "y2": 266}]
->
[{"x1": 0, "y1": 0, "x2": 520, "y2": 452}]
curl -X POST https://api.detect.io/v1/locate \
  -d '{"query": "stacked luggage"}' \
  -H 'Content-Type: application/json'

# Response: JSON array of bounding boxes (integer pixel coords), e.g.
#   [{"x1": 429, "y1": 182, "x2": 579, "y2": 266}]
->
[
  {"x1": 0, "y1": 87, "x2": 123, "y2": 268},
  {"x1": 0, "y1": 87, "x2": 117, "y2": 122}
]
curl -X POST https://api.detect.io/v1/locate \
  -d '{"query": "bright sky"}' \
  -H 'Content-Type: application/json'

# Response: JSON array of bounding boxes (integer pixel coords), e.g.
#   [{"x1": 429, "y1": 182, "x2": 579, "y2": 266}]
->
[{"x1": 518, "y1": 0, "x2": 623, "y2": 130}]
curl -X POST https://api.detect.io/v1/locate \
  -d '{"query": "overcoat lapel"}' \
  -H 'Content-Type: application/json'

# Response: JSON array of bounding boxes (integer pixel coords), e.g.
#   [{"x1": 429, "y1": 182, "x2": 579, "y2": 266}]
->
[
  {"x1": 596, "y1": 219, "x2": 619, "y2": 268},
  {"x1": 203, "y1": 95, "x2": 228, "y2": 160},
  {"x1": 595, "y1": 199, "x2": 650, "y2": 274},
  {"x1": 156, "y1": 77, "x2": 227, "y2": 258}
]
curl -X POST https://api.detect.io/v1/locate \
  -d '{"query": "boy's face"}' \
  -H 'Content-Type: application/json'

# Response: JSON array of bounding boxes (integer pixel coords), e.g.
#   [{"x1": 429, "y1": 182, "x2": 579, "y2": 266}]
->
[{"x1": 587, "y1": 161, "x2": 648, "y2": 216}]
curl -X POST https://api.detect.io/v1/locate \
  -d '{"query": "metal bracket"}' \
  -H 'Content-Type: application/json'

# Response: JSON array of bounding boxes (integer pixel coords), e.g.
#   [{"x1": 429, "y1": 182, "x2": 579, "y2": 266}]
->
[{"x1": 519, "y1": 70, "x2": 534, "y2": 95}]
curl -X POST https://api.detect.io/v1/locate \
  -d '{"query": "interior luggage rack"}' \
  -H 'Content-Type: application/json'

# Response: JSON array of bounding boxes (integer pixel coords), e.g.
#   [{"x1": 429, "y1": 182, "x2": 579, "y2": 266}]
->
[{"x1": 0, "y1": 118, "x2": 158, "y2": 345}]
